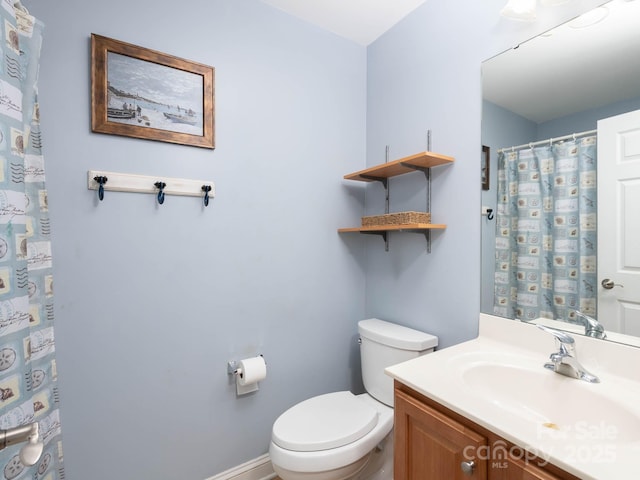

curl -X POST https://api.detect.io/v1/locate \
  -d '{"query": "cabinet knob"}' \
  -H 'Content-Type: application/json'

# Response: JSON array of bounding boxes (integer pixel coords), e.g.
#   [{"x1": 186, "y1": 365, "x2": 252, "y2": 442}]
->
[{"x1": 461, "y1": 460, "x2": 476, "y2": 475}]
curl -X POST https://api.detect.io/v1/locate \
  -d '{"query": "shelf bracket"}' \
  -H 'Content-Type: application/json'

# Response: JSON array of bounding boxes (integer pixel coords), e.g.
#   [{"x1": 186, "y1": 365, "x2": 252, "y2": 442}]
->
[
  {"x1": 384, "y1": 145, "x2": 390, "y2": 215},
  {"x1": 424, "y1": 130, "x2": 432, "y2": 217},
  {"x1": 396, "y1": 228, "x2": 432, "y2": 254},
  {"x1": 359, "y1": 175, "x2": 388, "y2": 188},
  {"x1": 360, "y1": 175, "x2": 389, "y2": 216},
  {"x1": 359, "y1": 229, "x2": 433, "y2": 253},
  {"x1": 360, "y1": 230, "x2": 389, "y2": 251},
  {"x1": 399, "y1": 163, "x2": 429, "y2": 174},
  {"x1": 399, "y1": 163, "x2": 432, "y2": 214}
]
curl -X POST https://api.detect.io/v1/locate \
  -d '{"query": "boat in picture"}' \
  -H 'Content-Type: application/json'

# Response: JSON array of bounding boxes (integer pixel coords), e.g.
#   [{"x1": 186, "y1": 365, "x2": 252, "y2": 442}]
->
[
  {"x1": 108, "y1": 107, "x2": 136, "y2": 119},
  {"x1": 163, "y1": 111, "x2": 198, "y2": 125}
]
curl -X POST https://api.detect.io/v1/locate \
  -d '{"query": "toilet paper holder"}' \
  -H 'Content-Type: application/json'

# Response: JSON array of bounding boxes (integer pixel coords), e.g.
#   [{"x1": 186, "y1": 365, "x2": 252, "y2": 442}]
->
[
  {"x1": 227, "y1": 354, "x2": 265, "y2": 376},
  {"x1": 228, "y1": 355, "x2": 267, "y2": 395}
]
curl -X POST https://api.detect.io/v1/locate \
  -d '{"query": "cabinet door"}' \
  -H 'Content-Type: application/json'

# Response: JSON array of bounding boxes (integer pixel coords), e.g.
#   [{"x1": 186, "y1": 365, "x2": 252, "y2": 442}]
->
[
  {"x1": 395, "y1": 389, "x2": 487, "y2": 480},
  {"x1": 489, "y1": 452, "x2": 564, "y2": 480}
]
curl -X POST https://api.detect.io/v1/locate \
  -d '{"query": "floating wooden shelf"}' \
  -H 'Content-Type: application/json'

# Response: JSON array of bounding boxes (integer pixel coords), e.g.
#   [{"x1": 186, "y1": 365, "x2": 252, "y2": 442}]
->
[
  {"x1": 343, "y1": 151, "x2": 454, "y2": 182},
  {"x1": 339, "y1": 148, "x2": 454, "y2": 252},
  {"x1": 338, "y1": 223, "x2": 446, "y2": 233}
]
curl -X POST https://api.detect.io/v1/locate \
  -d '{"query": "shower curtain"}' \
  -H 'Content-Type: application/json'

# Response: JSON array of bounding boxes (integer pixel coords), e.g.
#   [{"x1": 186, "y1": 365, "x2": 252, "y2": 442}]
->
[
  {"x1": 493, "y1": 135, "x2": 597, "y2": 325},
  {"x1": 0, "y1": 4, "x2": 64, "y2": 480}
]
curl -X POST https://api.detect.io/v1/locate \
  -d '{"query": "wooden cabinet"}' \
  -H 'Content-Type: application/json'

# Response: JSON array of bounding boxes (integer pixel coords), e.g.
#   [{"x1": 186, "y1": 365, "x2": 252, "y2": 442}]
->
[
  {"x1": 395, "y1": 388, "x2": 487, "y2": 479},
  {"x1": 394, "y1": 383, "x2": 579, "y2": 480},
  {"x1": 490, "y1": 454, "x2": 565, "y2": 480}
]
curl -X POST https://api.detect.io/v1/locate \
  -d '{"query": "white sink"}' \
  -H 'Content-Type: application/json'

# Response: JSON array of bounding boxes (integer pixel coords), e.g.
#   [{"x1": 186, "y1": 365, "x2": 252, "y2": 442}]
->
[{"x1": 458, "y1": 359, "x2": 640, "y2": 443}]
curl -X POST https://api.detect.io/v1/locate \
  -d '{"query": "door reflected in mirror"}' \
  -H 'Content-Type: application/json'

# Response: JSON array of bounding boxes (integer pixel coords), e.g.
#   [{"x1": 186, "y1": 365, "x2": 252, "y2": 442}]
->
[{"x1": 480, "y1": 0, "x2": 640, "y2": 346}]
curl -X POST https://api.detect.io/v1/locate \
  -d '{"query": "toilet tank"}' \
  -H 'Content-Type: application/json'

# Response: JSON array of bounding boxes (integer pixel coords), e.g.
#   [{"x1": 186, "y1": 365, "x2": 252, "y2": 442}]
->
[{"x1": 358, "y1": 318, "x2": 438, "y2": 407}]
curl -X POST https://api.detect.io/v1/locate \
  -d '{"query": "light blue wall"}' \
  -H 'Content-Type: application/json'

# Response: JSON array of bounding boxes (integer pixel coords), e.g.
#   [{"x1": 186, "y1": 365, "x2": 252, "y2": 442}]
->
[
  {"x1": 24, "y1": 1, "x2": 366, "y2": 479},
  {"x1": 536, "y1": 95, "x2": 640, "y2": 139},
  {"x1": 22, "y1": 0, "x2": 606, "y2": 478},
  {"x1": 364, "y1": 0, "x2": 603, "y2": 347}
]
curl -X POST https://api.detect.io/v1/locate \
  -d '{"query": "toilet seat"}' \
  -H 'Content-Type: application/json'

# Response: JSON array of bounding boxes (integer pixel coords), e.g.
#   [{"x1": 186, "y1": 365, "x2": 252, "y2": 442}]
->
[
  {"x1": 269, "y1": 393, "x2": 394, "y2": 475},
  {"x1": 272, "y1": 391, "x2": 378, "y2": 451}
]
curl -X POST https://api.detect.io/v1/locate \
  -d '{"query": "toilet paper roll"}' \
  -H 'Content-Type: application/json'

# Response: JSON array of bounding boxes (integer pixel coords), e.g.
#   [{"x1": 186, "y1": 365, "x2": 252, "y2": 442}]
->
[{"x1": 237, "y1": 356, "x2": 267, "y2": 386}]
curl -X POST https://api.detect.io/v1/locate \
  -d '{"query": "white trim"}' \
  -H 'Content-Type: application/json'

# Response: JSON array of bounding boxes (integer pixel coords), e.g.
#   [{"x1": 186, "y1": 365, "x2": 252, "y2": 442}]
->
[{"x1": 205, "y1": 454, "x2": 276, "y2": 480}]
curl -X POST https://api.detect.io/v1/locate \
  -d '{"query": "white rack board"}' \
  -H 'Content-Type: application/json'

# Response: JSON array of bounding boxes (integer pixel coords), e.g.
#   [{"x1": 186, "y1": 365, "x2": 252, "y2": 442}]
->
[{"x1": 87, "y1": 170, "x2": 215, "y2": 199}]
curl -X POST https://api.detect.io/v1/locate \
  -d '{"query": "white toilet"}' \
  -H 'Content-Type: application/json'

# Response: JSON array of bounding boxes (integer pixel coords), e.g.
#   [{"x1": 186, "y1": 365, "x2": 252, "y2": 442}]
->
[{"x1": 269, "y1": 318, "x2": 438, "y2": 480}]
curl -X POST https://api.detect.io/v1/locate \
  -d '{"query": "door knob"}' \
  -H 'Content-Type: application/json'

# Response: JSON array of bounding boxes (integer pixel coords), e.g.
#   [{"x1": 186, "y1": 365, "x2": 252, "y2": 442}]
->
[
  {"x1": 461, "y1": 460, "x2": 476, "y2": 475},
  {"x1": 601, "y1": 278, "x2": 624, "y2": 290}
]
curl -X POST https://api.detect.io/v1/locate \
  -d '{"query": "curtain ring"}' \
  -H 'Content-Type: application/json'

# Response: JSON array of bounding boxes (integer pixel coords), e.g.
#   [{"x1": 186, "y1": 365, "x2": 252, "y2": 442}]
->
[
  {"x1": 201, "y1": 185, "x2": 212, "y2": 207},
  {"x1": 93, "y1": 176, "x2": 108, "y2": 201},
  {"x1": 154, "y1": 182, "x2": 166, "y2": 205}
]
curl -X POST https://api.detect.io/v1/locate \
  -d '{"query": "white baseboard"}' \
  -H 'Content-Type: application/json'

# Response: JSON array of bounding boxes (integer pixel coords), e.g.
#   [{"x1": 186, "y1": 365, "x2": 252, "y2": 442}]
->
[{"x1": 205, "y1": 453, "x2": 276, "y2": 480}]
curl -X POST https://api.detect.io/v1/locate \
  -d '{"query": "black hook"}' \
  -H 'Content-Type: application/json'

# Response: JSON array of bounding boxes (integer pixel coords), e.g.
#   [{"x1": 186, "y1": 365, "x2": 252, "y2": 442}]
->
[
  {"x1": 486, "y1": 208, "x2": 494, "y2": 221},
  {"x1": 94, "y1": 176, "x2": 108, "y2": 201},
  {"x1": 154, "y1": 181, "x2": 166, "y2": 205},
  {"x1": 201, "y1": 185, "x2": 212, "y2": 207}
]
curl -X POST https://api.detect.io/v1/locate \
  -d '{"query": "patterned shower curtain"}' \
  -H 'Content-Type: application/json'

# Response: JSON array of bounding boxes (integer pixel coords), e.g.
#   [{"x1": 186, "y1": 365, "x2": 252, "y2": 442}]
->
[
  {"x1": 0, "y1": 4, "x2": 64, "y2": 480},
  {"x1": 493, "y1": 136, "x2": 598, "y2": 325}
]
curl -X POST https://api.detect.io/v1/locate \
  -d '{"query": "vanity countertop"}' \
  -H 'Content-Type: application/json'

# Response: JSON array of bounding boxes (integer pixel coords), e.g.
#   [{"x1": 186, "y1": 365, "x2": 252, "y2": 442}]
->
[{"x1": 385, "y1": 313, "x2": 640, "y2": 480}]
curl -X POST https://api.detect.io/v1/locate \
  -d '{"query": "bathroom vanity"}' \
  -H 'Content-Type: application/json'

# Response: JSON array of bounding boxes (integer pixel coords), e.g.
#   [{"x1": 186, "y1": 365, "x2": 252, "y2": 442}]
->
[
  {"x1": 386, "y1": 314, "x2": 640, "y2": 480},
  {"x1": 394, "y1": 382, "x2": 577, "y2": 479}
]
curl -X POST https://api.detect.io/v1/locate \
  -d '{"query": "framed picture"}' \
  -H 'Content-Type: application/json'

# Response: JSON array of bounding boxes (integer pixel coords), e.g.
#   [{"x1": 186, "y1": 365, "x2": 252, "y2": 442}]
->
[
  {"x1": 481, "y1": 145, "x2": 490, "y2": 190},
  {"x1": 91, "y1": 34, "x2": 215, "y2": 149}
]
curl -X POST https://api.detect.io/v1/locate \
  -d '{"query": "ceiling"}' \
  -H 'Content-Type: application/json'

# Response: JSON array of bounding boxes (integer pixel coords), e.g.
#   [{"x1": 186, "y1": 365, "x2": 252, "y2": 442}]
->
[
  {"x1": 483, "y1": 0, "x2": 640, "y2": 123},
  {"x1": 258, "y1": 0, "x2": 640, "y2": 124},
  {"x1": 259, "y1": 0, "x2": 427, "y2": 46}
]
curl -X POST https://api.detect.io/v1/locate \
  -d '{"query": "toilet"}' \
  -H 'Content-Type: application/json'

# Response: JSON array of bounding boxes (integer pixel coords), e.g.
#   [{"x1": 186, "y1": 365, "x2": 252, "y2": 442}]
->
[{"x1": 269, "y1": 318, "x2": 438, "y2": 480}]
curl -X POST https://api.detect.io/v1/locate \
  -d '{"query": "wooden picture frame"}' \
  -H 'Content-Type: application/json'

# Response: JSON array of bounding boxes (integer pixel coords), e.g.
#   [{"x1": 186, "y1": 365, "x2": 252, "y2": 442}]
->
[
  {"x1": 91, "y1": 34, "x2": 215, "y2": 149},
  {"x1": 481, "y1": 145, "x2": 490, "y2": 190}
]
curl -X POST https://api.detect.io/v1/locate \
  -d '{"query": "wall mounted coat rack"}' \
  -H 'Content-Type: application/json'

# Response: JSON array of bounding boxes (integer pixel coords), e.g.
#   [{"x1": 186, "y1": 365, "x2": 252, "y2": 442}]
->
[{"x1": 87, "y1": 170, "x2": 215, "y2": 206}]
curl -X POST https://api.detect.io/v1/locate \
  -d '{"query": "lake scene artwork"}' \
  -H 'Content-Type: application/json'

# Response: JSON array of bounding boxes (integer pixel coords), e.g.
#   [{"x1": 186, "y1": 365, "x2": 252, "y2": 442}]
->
[{"x1": 106, "y1": 52, "x2": 204, "y2": 136}]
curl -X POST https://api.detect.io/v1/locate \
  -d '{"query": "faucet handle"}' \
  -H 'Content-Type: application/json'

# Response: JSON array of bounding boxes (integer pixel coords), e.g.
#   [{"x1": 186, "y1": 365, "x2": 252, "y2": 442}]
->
[
  {"x1": 574, "y1": 310, "x2": 596, "y2": 324},
  {"x1": 574, "y1": 311, "x2": 607, "y2": 339},
  {"x1": 536, "y1": 324, "x2": 599, "y2": 383},
  {"x1": 536, "y1": 324, "x2": 575, "y2": 345}
]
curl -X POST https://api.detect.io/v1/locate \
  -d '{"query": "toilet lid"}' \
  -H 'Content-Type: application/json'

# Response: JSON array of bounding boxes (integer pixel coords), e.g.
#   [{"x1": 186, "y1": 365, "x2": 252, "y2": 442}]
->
[{"x1": 272, "y1": 391, "x2": 378, "y2": 452}]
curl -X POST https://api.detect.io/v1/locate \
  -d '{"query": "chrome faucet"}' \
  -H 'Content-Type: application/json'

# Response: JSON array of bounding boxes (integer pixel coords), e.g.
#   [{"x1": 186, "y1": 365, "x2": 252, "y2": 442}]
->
[
  {"x1": 537, "y1": 324, "x2": 600, "y2": 383},
  {"x1": 574, "y1": 310, "x2": 606, "y2": 339}
]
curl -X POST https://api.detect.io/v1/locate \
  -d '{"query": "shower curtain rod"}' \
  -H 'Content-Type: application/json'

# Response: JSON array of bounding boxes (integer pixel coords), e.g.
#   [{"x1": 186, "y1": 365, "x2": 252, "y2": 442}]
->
[{"x1": 498, "y1": 129, "x2": 597, "y2": 153}]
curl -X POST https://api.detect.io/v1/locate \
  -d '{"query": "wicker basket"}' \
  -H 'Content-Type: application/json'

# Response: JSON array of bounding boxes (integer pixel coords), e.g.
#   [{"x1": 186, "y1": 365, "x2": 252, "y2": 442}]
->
[{"x1": 361, "y1": 211, "x2": 431, "y2": 227}]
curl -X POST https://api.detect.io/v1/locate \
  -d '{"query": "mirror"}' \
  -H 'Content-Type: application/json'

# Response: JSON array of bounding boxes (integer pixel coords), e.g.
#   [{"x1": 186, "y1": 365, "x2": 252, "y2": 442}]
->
[{"x1": 480, "y1": 0, "x2": 640, "y2": 346}]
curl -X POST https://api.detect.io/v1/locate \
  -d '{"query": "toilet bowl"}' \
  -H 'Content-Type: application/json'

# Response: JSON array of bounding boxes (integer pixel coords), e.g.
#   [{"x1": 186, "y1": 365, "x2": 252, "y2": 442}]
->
[
  {"x1": 269, "y1": 319, "x2": 437, "y2": 480},
  {"x1": 269, "y1": 392, "x2": 393, "y2": 480}
]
